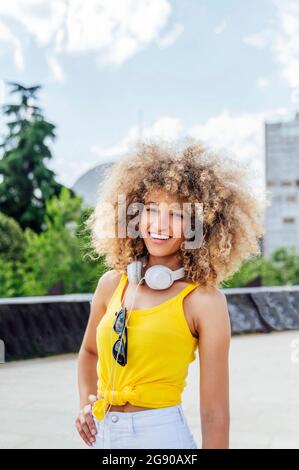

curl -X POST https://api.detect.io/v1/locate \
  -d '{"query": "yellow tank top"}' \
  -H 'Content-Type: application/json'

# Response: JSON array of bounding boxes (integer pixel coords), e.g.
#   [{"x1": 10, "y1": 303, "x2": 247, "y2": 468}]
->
[{"x1": 92, "y1": 272, "x2": 199, "y2": 421}]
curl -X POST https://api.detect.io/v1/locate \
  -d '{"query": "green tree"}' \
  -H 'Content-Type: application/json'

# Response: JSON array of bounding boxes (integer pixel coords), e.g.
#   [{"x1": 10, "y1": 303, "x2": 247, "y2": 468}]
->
[
  {"x1": 0, "y1": 212, "x2": 27, "y2": 297},
  {"x1": 0, "y1": 212, "x2": 26, "y2": 262},
  {"x1": 0, "y1": 81, "x2": 73, "y2": 232},
  {"x1": 21, "y1": 188, "x2": 106, "y2": 296},
  {"x1": 262, "y1": 246, "x2": 299, "y2": 286},
  {"x1": 0, "y1": 255, "x2": 26, "y2": 297},
  {"x1": 221, "y1": 246, "x2": 299, "y2": 288},
  {"x1": 220, "y1": 255, "x2": 264, "y2": 288}
]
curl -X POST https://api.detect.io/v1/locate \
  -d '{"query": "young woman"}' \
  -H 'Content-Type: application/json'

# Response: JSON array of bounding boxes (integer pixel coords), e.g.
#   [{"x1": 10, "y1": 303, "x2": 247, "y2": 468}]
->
[{"x1": 75, "y1": 140, "x2": 265, "y2": 449}]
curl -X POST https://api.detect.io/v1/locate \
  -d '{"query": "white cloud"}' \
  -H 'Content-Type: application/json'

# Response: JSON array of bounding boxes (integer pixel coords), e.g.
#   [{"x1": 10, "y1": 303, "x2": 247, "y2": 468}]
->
[
  {"x1": 47, "y1": 155, "x2": 103, "y2": 187},
  {"x1": 189, "y1": 110, "x2": 265, "y2": 163},
  {"x1": 0, "y1": 79, "x2": 6, "y2": 105},
  {"x1": 91, "y1": 116, "x2": 183, "y2": 160},
  {"x1": 47, "y1": 55, "x2": 66, "y2": 83},
  {"x1": 53, "y1": 117, "x2": 183, "y2": 186},
  {"x1": 274, "y1": 0, "x2": 299, "y2": 90},
  {"x1": 156, "y1": 22, "x2": 184, "y2": 48},
  {"x1": 54, "y1": 108, "x2": 294, "y2": 187},
  {"x1": 243, "y1": 31, "x2": 270, "y2": 49},
  {"x1": 243, "y1": 0, "x2": 299, "y2": 95},
  {"x1": 0, "y1": 1, "x2": 66, "y2": 47},
  {"x1": 0, "y1": 20, "x2": 24, "y2": 69},
  {"x1": 256, "y1": 77, "x2": 271, "y2": 90},
  {"x1": 89, "y1": 108, "x2": 289, "y2": 184},
  {"x1": 188, "y1": 108, "x2": 289, "y2": 189},
  {"x1": 0, "y1": 0, "x2": 181, "y2": 77},
  {"x1": 0, "y1": 80, "x2": 7, "y2": 138},
  {"x1": 213, "y1": 19, "x2": 227, "y2": 35}
]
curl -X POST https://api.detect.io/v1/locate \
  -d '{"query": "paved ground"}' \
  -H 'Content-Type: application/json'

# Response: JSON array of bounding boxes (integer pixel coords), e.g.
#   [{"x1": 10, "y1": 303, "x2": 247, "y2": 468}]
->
[{"x1": 0, "y1": 329, "x2": 298, "y2": 449}]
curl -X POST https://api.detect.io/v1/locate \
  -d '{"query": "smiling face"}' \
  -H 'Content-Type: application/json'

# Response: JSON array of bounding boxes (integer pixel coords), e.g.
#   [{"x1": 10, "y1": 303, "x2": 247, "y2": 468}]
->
[{"x1": 139, "y1": 188, "x2": 189, "y2": 258}]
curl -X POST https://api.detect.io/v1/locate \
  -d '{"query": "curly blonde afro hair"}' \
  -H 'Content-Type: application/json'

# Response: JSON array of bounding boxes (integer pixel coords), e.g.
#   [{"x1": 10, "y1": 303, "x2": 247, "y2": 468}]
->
[{"x1": 85, "y1": 138, "x2": 266, "y2": 288}]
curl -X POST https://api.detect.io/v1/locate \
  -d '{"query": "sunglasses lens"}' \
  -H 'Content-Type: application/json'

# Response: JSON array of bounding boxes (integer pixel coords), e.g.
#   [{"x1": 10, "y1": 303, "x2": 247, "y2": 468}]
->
[
  {"x1": 112, "y1": 339, "x2": 126, "y2": 366},
  {"x1": 113, "y1": 308, "x2": 126, "y2": 334}
]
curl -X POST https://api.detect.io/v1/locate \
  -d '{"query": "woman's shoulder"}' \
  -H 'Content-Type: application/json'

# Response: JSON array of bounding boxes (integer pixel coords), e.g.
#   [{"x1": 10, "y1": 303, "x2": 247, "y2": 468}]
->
[
  {"x1": 99, "y1": 268, "x2": 122, "y2": 283},
  {"x1": 184, "y1": 284, "x2": 229, "y2": 333},
  {"x1": 97, "y1": 269, "x2": 124, "y2": 307},
  {"x1": 187, "y1": 283, "x2": 227, "y2": 311}
]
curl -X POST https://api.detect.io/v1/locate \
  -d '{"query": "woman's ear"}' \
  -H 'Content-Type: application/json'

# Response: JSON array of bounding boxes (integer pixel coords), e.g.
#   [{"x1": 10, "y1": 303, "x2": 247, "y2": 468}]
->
[{"x1": 184, "y1": 228, "x2": 194, "y2": 240}]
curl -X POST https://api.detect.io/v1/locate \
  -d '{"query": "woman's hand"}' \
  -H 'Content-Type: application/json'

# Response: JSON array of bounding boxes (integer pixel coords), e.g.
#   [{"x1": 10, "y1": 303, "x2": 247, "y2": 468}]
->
[{"x1": 75, "y1": 394, "x2": 98, "y2": 446}]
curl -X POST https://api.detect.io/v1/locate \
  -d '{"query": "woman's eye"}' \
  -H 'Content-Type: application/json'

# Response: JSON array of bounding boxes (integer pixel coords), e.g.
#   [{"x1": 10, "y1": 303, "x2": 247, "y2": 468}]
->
[{"x1": 146, "y1": 207, "x2": 183, "y2": 218}]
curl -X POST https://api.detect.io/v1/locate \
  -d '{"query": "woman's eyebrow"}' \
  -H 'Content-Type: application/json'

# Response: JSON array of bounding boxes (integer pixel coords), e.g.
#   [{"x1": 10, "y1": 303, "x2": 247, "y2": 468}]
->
[{"x1": 144, "y1": 201, "x2": 184, "y2": 213}]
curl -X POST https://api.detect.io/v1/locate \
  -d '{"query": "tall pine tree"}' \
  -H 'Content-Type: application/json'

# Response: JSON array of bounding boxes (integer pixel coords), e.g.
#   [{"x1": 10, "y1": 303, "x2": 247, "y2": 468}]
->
[{"x1": 0, "y1": 82, "x2": 73, "y2": 232}]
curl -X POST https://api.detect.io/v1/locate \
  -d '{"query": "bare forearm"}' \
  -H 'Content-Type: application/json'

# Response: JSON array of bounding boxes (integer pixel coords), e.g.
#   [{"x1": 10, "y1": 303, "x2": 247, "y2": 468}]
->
[
  {"x1": 201, "y1": 415, "x2": 230, "y2": 449},
  {"x1": 77, "y1": 348, "x2": 98, "y2": 408}
]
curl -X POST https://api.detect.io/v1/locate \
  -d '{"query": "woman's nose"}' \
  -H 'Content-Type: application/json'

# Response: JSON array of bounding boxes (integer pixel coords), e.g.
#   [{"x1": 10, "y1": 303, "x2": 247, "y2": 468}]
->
[{"x1": 151, "y1": 212, "x2": 171, "y2": 232}]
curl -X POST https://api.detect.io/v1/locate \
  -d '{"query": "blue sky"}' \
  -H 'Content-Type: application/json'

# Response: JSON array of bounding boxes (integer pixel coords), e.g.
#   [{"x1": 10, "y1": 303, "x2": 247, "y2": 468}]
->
[{"x1": 0, "y1": 0, "x2": 298, "y2": 191}]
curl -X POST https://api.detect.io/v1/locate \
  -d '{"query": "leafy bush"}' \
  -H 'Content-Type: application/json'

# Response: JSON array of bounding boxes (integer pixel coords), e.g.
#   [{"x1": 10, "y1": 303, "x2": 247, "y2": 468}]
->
[
  {"x1": 21, "y1": 188, "x2": 106, "y2": 296},
  {"x1": 0, "y1": 188, "x2": 107, "y2": 297},
  {"x1": 221, "y1": 246, "x2": 299, "y2": 288},
  {"x1": 0, "y1": 212, "x2": 26, "y2": 262}
]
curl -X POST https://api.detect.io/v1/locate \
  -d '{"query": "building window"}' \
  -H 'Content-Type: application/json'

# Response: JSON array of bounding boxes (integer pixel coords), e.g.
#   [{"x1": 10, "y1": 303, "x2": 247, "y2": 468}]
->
[
  {"x1": 283, "y1": 217, "x2": 295, "y2": 224},
  {"x1": 281, "y1": 181, "x2": 293, "y2": 186},
  {"x1": 286, "y1": 195, "x2": 297, "y2": 202}
]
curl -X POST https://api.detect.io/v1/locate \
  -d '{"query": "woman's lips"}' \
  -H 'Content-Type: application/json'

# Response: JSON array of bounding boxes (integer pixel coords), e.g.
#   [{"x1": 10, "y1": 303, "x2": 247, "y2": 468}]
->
[{"x1": 147, "y1": 232, "x2": 172, "y2": 244}]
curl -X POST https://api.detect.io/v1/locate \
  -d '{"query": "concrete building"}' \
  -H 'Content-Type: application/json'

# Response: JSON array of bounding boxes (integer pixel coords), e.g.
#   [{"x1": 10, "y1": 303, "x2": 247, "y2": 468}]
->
[
  {"x1": 264, "y1": 112, "x2": 299, "y2": 257},
  {"x1": 72, "y1": 161, "x2": 115, "y2": 208}
]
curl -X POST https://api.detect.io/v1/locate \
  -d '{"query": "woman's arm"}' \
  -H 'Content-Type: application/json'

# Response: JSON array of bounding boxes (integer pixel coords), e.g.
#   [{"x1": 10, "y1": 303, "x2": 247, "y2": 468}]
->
[
  {"x1": 76, "y1": 269, "x2": 120, "y2": 445},
  {"x1": 77, "y1": 275, "x2": 106, "y2": 408},
  {"x1": 189, "y1": 287, "x2": 231, "y2": 449},
  {"x1": 77, "y1": 269, "x2": 121, "y2": 406}
]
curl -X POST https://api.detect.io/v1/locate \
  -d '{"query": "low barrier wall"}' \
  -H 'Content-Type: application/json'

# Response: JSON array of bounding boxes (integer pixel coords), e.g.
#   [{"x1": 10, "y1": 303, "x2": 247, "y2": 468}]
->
[{"x1": 1, "y1": 285, "x2": 299, "y2": 362}]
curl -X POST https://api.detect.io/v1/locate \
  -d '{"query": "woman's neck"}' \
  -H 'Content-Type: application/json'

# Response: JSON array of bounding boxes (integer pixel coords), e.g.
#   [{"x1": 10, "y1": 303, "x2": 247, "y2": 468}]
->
[{"x1": 145, "y1": 253, "x2": 183, "y2": 272}]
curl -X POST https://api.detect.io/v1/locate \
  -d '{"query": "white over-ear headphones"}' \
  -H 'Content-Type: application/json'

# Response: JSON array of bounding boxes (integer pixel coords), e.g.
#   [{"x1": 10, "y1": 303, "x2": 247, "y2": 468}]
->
[{"x1": 127, "y1": 254, "x2": 185, "y2": 290}]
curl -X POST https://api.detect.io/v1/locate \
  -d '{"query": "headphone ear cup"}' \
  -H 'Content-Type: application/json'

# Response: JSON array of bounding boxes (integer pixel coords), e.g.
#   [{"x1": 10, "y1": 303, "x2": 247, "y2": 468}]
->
[
  {"x1": 145, "y1": 265, "x2": 173, "y2": 290},
  {"x1": 127, "y1": 260, "x2": 143, "y2": 284}
]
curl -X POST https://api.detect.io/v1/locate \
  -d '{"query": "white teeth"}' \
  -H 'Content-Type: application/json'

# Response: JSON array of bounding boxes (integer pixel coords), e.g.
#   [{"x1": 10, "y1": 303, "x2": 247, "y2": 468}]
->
[{"x1": 149, "y1": 232, "x2": 169, "y2": 240}]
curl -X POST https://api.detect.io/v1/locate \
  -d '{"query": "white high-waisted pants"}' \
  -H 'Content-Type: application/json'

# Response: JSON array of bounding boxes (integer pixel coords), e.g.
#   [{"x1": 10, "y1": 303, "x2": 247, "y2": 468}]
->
[{"x1": 89, "y1": 404, "x2": 198, "y2": 449}]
